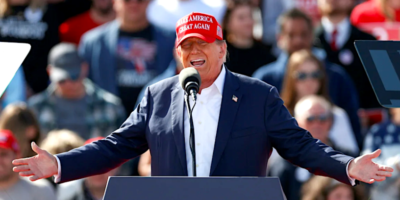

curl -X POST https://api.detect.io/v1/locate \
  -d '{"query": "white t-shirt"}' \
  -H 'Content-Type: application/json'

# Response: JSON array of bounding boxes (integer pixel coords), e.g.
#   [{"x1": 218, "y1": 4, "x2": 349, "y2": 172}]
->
[
  {"x1": 147, "y1": 0, "x2": 226, "y2": 31},
  {"x1": 0, "y1": 177, "x2": 56, "y2": 200}
]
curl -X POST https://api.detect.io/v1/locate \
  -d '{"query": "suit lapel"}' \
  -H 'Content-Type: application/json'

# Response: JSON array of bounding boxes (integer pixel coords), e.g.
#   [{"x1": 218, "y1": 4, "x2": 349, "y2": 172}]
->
[
  {"x1": 171, "y1": 83, "x2": 188, "y2": 175},
  {"x1": 210, "y1": 70, "x2": 242, "y2": 175}
]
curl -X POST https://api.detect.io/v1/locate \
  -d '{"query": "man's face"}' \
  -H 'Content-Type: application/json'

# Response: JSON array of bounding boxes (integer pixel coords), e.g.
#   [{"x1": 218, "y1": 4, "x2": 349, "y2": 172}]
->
[
  {"x1": 53, "y1": 64, "x2": 87, "y2": 99},
  {"x1": 278, "y1": 18, "x2": 313, "y2": 55},
  {"x1": 318, "y1": 0, "x2": 354, "y2": 16},
  {"x1": 114, "y1": 0, "x2": 150, "y2": 23},
  {"x1": 0, "y1": 148, "x2": 17, "y2": 182},
  {"x1": 298, "y1": 103, "x2": 332, "y2": 142},
  {"x1": 92, "y1": 0, "x2": 114, "y2": 15},
  {"x1": 177, "y1": 37, "x2": 226, "y2": 85}
]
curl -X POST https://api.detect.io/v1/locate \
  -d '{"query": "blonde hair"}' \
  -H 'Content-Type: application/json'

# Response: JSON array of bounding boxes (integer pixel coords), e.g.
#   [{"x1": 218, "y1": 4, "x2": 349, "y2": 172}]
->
[{"x1": 40, "y1": 129, "x2": 84, "y2": 155}]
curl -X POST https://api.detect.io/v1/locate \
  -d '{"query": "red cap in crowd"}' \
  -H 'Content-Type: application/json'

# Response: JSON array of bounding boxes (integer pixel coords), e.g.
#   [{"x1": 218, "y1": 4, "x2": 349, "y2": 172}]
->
[
  {"x1": 0, "y1": 130, "x2": 19, "y2": 154},
  {"x1": 84, "y1": 136, "x2": 105, "y2": 145},
  {"x1": 175, "y1": 12, "x2": 223, "y2": 47}
]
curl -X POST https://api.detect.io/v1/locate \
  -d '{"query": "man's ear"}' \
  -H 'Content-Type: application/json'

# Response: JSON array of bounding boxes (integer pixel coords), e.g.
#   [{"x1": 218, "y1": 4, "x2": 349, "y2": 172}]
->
[{"x1": 219, "y1": 41, "x2": 227, "y2": 61}]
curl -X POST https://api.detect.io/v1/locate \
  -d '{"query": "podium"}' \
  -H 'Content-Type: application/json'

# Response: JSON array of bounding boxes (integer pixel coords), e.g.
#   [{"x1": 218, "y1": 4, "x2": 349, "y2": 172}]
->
[{"x1": 103, "y1": 177, "x2": 286, "y2": 200}]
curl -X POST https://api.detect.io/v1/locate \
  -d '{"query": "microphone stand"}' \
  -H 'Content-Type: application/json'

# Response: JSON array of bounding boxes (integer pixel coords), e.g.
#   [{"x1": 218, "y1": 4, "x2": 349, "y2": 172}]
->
[{"x1": 184, "y1": 93, "x2": 197, "y2": 177}]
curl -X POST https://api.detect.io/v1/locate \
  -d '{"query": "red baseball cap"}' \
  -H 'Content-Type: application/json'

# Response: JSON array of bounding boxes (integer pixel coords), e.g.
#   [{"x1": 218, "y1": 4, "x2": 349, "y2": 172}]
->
[
  {"x1": 0, "y1": 130, "x2": 19, "y2": 154},
  {"x1": 84, "y1": 136, "x2": 105, "y2": 145},
  {"x1": 175, "y1": 12, "x2": 223, "y2": 47}
]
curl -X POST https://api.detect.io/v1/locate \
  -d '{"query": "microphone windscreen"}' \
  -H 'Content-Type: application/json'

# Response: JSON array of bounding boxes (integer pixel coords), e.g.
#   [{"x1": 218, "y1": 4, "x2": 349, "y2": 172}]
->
[{"x1": 179, "y1": 67, "x2": 201, "y2": 91}]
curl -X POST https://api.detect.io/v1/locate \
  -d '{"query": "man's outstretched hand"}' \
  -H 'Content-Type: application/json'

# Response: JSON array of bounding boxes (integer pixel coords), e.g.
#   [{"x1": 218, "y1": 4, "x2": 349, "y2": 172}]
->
[
  {"x1": 12, "y1": 142, "x2": 58, "y2": 181},
  {"x1": 349, "y1": 149, "x2": 394, "y2": 184}
]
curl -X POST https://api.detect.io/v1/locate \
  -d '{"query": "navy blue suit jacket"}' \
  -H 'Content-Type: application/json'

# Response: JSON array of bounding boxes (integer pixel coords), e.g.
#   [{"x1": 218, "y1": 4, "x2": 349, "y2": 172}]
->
[{"x1": 57, "y1": 69, "x2": 354, "y2": 184}]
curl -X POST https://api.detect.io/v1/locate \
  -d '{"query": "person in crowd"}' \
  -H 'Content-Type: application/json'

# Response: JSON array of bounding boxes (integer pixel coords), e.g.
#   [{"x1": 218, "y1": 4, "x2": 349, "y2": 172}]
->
[
  {"x1": 79, "y1": 0, "x2": 175, "y2": 114},
  {"x1": 0, "y1": 103, "x2": 41, "y2": 158},
  {"x1": 0, "y1": 0, "x2": 60, "y2": 94},
  {"x1": 135, "y1": 48, "x2": 183, "y2": 107},
  {"x1": 316, "y1": 0, "x2": 379, "y2": 109},
  {"x1": 281, "y1": 50, "x2": 359, "y2": 155},
  {"x1": 0, "y1": 130, "x2": 56, "y2": 200},
  {"x1": 301, "y1": 175, "x2": 365, "y2": 200},
  {"x1": 361, "y1": 108, "x2": 400, "y2": 200},
  {"x1": 55, "y1": 136, "x2": 120, "y2": 200},
  {"x1": 40, "y1": 129, "x2": 85, "y2": 155},
  {"x1": 252, "y1": 8, "x2": 362, "y2": 150},
  {"x1": 147, "y1": 0, "x2": 226, "y2": 31},
  {"x1": 269, "y1": 95, "x2": 357, "y2": 200},
  {"x1": 40, "y1": 128, "x2": 85, "y2": 188},
  {"x1": 59, "y1": 0, "x2": 115, "y2": 45},
  {"x1": 261, "y1": 0, "x2": 320, "y2": 56},
  {"x1": 351, "y1": 0, "x2": 400, "y2": 25},
  {"x1": 28, "y1": 43, "x2": 126, "y2": 139},
  {"x1": 222, "y1": 0, "x2": 275, "y2": 76}
]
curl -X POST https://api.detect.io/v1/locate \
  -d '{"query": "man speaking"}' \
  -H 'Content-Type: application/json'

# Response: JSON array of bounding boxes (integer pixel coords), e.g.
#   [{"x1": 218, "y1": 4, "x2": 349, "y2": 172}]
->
[{"x1": 13, "y1": 12, "x2": 392, "y2": 185}]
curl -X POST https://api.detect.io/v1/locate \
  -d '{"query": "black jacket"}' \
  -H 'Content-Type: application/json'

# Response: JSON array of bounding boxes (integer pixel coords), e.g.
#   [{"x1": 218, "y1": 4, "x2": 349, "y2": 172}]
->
[{"x1": 314, "y1": 24, "x2": 380, "y2": 109}]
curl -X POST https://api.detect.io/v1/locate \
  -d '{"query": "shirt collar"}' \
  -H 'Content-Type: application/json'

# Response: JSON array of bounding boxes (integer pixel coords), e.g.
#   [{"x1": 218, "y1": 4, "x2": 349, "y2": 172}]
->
[
  {"x1": 213, "y1": 65, "x2": 226, "y2": 95},
  {"x1": 321, "y1": 17, "x2": 350, "y2": 35}
]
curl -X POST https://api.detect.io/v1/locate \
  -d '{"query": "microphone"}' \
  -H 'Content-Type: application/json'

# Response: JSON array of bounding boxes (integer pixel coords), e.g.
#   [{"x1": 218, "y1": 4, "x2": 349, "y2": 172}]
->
[
  {"x1": 179, "y1": 67, "x2": 201, "y2": 176},
  {"x1": 179, "y1": 67, "x2": 201, "y2": 101}
]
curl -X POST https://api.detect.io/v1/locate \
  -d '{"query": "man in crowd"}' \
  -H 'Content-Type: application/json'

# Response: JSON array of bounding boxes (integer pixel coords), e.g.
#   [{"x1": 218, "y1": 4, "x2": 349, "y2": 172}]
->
[
  {"x1": 252, "y1": 8, "x2": 363, "y2": 150},
  {"x1": 0, "y1": 130, "x2": 55, "y2": 200},
  {"x1": 28, "y1": 43, "x2": 126, "y2": 140},
  {"x1": 269, "y1": 95, "x2": 348, "y2": 200},
  {"x1": 60, "y1": 0, "x2": 116, "y2": 45},
  {"x1": 315, "y1": 0, "x2": 379, "y2": 109},
  {"x1": 79, "y1": 0, "x2": 175, "y2": 114},
  {"x1": 13, "y1": 12, "x2": 393, "y2": 190}
]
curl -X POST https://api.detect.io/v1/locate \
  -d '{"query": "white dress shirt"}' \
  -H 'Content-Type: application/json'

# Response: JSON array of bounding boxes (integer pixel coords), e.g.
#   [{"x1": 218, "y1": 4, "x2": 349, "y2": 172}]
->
[
  {"x1": 184, "y1": 66, "x2": 225, "y2": 177},
  {"x1": 321, "y1": 17, "x2": 351, "y2": 50},
  {"x1": 54, "y1": 66, "x2": 355, "y2": 185}
]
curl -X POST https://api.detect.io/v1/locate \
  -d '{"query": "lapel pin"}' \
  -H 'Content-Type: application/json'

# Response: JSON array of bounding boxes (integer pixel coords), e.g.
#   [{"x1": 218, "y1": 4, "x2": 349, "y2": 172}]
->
[{"x1": 232, "y1": 95, "x2": 238, "y2": 102}]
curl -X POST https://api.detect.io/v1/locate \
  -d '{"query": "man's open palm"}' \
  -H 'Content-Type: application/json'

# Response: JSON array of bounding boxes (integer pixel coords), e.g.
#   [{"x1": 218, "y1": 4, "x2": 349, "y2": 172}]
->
[
  {"x1": 349, "y1": 149, "x2": 394, "y2": 184},
  {"x1": 12, "y1": 142, "x2": 58, "y2": 181}
]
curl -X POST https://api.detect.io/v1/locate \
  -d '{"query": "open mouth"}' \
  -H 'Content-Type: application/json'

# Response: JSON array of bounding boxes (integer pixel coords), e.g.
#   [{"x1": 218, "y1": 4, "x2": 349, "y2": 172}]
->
[{"x1": 190, "y1": 59, "x2": 206, "y2": 67}]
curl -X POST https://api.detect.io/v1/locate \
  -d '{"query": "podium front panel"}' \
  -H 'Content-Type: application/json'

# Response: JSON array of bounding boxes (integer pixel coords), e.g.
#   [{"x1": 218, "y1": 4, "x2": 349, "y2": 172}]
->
[{"x1": 103, "y1": 177, "x2": 286, "y2": 200}]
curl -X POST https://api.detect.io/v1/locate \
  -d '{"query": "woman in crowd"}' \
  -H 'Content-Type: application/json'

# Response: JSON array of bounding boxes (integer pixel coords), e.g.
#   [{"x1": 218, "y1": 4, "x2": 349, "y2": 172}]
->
[
  {"x1": 351, "y1": 0, "x2": 400, "y2": 25},
  {"x1": 301, "y1": 175, "x2": 364, "y2": 200},
  {"x1": 0, "y1": 102, "x2": 41, "y2": 158},
  {"x1": 280, "y1": 49, "x2": 358, "y2": 155},
  {"x1": 222, "y1": 0, "x2": 275, "y2": 76}
]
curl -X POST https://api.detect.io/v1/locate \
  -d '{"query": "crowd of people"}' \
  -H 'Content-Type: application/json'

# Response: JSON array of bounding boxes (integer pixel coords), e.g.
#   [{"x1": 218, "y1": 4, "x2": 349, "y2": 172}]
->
[{"x1": 0, "y1": 0, "x2": 398, "y2": 199}]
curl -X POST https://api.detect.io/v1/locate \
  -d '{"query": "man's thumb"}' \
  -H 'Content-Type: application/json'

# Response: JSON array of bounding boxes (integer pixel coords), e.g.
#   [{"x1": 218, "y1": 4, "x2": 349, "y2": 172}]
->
[
  {"x1": 369, "y1": 149, "x2": 381, "y2": 159},
  {"x1": 31, "y1": 142, "x2": 42, "y2": 154}
]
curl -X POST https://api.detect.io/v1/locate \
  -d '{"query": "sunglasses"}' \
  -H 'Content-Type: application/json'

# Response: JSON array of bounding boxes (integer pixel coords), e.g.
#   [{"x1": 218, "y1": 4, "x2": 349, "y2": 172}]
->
[
  {"x1": 294, "y1": 71, "x2": 323, "y2": 81},
  {"x1": 306, "y1": 114, "x2": 331, "y2": 123},
  {"x1": 58, "y1": 78, "x2": 80, "y2": 84}
]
